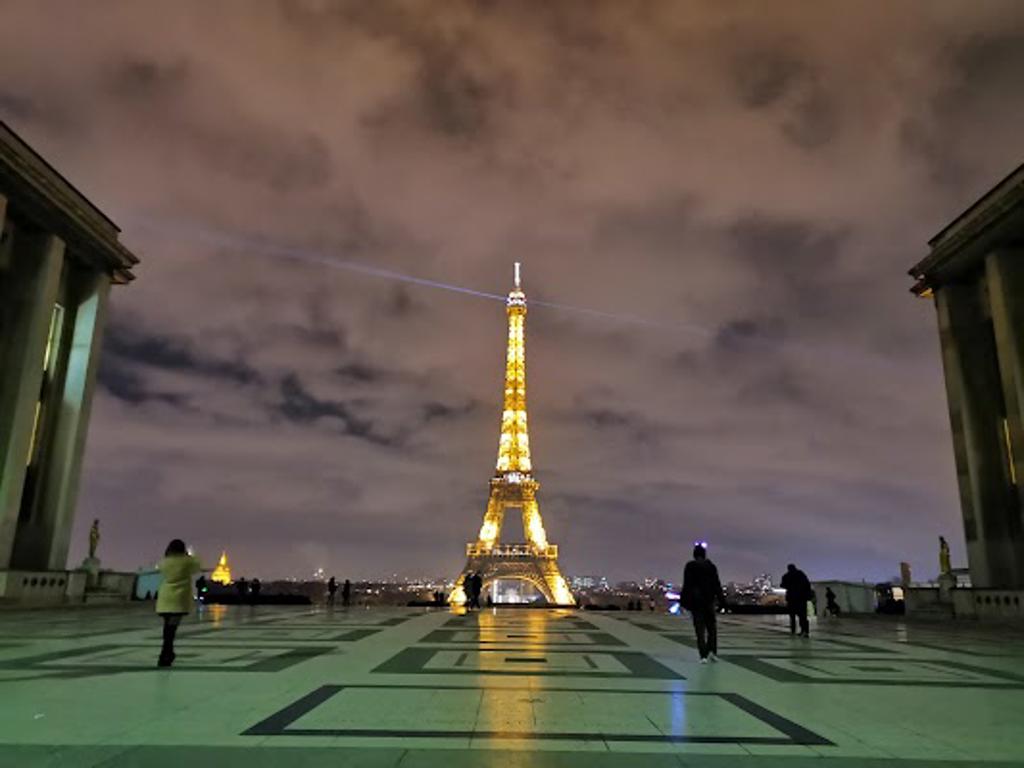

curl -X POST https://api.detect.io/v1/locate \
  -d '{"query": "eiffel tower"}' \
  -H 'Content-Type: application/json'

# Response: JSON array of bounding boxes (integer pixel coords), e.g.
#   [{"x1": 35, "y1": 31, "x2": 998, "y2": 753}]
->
[{"x1": 450, "y1": 263, "x2": 575, "y2": 606}]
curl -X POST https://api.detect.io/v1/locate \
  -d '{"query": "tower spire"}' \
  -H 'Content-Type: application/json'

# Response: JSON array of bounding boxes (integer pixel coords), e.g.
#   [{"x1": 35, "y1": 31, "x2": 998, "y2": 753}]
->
[{"x1": 497, "y1": 262, "x2": 530, "y2": 475}]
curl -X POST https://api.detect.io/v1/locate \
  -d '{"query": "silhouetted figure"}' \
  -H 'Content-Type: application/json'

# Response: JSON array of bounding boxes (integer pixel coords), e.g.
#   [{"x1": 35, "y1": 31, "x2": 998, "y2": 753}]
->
[
  {"x1": 327, "y1": 577, "x2": 338, "y2": 606},
  {"x1": 342, "y1": 579, "x2": 352, "y2": 607},
  {"x1": 781, "y1": 564, "x2": 812, "y2": 637},
  {"x1": 195, "y1": 575, "x2": 208, "y2": 603},
  {"x1": 236, "y1": 577, "x2": 249, "y2": 601},
  {"x1": 156, "y1": 539, "x2": 201, "y2": 668},
  {"x1": 468, "y1": 573, "x2": 483, "y2": 610},
  {"x1": 250, "y1": 578, "x2": 261, "y2": 604},
  {"x1": 681, "y1": 544, "x2": 724, "y2": 663},
  {"x1": 825, "y1": 587, "x2": 841, "y2": 617}
]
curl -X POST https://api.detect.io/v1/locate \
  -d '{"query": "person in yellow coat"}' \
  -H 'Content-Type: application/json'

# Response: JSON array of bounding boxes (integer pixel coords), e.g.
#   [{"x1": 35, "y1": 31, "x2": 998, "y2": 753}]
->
[{"x1": 156, "y1": 539, "x2": 201, "y2": 667}]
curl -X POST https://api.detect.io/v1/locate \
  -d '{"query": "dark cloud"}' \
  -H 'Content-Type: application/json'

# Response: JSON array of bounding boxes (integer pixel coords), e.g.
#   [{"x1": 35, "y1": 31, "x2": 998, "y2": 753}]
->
[
  {"x1": 422, "y1": 399, "x2": 477, "y2": 423},
  {"x1": 732, "y1": 46, "x2": 839, "y2": 149},
  {"x1": 726, "y1": 214, "x2": 848, "y2": 319},
  {"x1": 3, "y1": 0, "x2": 1018, "y2": 583},
  {"x1": 335, "y1": 362, "x2": 384, "y2": 385},
  {"x1": 0, "y1": 90, "x2": 40, "y2": 121},
  {"x1": 275, "y1": 373, "x2": 403, "y2": 449},
  {"x1": 712, "y1": 317, "x2": 788, "y2": 354},
  {"x1": 903, "y1": 32, "x2": 1024, "y2": 191},
  {"x1": 97, "y1": 357, "x2": 190, "y2": 409},
  {"x1": 103, "y1": 322, "x2": 261, "y2": 387},
  {"x1": 104, "y1": 57, "x2": 191, "y2": 103}
]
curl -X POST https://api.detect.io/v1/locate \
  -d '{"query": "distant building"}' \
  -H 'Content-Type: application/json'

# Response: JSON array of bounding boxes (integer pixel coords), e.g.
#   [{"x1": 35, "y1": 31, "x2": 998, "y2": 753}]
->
[
  {"x1": 0, "y1": 122, "x2": 138, "y2": 601},
  {"x1": 910, "y1": 163, "x2": 1023, "y2": 588},
  {"x1": 210, "y1": 552, "x2": 232, "y2": 585},
  {"x1": 570, "y1": 575, "x2": 609, "y2": 590}
]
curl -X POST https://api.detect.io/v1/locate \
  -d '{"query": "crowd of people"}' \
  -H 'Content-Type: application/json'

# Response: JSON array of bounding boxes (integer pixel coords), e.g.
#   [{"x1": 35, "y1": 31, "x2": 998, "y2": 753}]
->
[{"x1": 154, "y1": 537, "x2": 834, "y2": 669}]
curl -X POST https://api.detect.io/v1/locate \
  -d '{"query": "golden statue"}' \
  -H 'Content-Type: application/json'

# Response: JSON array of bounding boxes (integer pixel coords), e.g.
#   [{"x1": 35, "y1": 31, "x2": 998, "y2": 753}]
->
[
  {"x1": 210, "y1": 551, "x2": 232, "y2": 585},
  {"x1": 939, "y1": 536, "x2": 952, "y2": 576}
]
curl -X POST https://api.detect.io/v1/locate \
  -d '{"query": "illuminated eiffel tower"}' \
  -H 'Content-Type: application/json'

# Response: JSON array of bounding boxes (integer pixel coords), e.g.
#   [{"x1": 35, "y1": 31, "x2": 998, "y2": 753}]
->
[{"x1": 450, "y1": 263, "x2": 574, "y2": 606}]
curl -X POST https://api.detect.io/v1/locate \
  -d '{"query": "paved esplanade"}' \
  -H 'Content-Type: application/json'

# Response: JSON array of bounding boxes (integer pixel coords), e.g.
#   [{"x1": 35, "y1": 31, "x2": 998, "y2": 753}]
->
[{"x1": 1, "y1": 607, "x2": 1023, "y2": 766}]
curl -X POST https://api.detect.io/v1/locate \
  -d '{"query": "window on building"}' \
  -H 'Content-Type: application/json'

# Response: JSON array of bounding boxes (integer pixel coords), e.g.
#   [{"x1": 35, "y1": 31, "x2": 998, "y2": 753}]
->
[
  {"x1": 1004, "y1": 418, "x2": 1018, "y2": 486},
  {"x1": 24, "y1": 303, "x2": 64, "y2": 467}
]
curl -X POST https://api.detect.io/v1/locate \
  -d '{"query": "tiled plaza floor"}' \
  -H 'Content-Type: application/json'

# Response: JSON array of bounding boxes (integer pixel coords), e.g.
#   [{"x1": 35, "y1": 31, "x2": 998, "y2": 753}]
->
[{"x1": 1, "y1": 605, "x2": 1023, "y2": 766}]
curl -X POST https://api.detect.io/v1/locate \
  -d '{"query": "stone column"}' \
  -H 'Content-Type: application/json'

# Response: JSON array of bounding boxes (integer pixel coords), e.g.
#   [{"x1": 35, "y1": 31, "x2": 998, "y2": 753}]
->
[
  {"x1": 986, "y1": 248, "x2": 1024, "y2": 561},
  {"x1": 936, "y1": 278, "x2": 1023, "y2": 587},
  {"x1": 37, "y1": 266, "x2": 111, "y2": 570},
  {"x1": 0, "y1": 231, "x2": 65, "y2": 569}
]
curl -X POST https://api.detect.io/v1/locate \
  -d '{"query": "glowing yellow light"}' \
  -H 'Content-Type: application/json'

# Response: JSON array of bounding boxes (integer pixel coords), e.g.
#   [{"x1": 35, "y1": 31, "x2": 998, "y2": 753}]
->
[
  {"x1": 551, "y1": 574, "x2": 574, "y2": 605},
  {"x1": 451, "y1": 264, "x2": 574, "y2": 606},
  {"x1": 478, "y1": 519, "x2": 499, "y2": 546},
  {"x1": 210, "y1": 551, "x2": 232, "y2": 584}
]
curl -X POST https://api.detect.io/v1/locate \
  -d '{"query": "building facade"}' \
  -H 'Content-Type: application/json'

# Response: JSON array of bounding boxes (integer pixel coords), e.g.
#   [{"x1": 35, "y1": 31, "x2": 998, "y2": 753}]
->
[
  {"x1": 910, "y1": 164, "x2": 1024, "y2": 588},
  {"x1": 0, "y1": 121, "x2": 137, "y2": 595}
]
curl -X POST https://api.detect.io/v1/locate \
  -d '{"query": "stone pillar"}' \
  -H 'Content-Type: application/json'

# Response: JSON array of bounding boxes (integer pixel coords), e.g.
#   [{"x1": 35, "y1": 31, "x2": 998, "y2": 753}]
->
[
  {"x1": 935, "y1": 279, "x2": 1023, "y2": 587},
  {"x1": 0, "y1": 231, "x2": 65, "y2": 569},
  {"x1": 986, "y1": 248, "x2": 1024, "y2": 561},
  {"x1": 37, "y1": 266, "x2": 111, "y2": 570}
]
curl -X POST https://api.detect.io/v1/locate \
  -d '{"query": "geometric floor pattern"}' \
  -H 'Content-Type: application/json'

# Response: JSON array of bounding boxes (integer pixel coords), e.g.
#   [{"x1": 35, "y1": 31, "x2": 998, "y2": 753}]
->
[{"x1": 1, "y1": 604, "x2": 1024, "y2": 766}]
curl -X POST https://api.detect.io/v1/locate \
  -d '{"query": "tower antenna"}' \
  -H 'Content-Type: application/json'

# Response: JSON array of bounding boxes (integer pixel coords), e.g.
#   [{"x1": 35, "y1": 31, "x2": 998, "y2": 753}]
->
[{"x1": 514, "y1": 261, "x2": 521, "y2": 290}]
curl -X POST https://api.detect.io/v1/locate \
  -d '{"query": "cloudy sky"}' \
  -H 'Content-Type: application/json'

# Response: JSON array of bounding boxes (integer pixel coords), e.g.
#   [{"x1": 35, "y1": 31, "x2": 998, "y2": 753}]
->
[{"x1": 2, "y1": 1, "x2": 1022, "y2": 583}]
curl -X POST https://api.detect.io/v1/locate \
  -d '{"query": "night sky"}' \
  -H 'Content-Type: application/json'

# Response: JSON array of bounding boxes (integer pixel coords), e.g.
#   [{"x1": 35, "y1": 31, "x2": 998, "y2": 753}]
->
[{"x1": 2, "y1": 2, "x2": 1023, "y2": 584}]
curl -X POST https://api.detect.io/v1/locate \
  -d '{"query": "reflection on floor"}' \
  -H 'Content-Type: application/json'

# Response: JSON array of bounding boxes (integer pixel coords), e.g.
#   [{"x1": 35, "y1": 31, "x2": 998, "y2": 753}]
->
[{"x1": 1, "y1": 604, "x2": 1024, "y2": 766}]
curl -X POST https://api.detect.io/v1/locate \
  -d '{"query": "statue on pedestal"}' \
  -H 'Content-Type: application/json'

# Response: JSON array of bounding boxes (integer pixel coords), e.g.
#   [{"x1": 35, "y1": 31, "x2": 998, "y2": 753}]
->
[
  {"x1": 938, "y1": 535, "x2": 955, "y2": 602},
  {"x1": 89, "y1": 519, "x2": 100, "y2": 560},
  {"x1": 81, "y1": 518, "x2": 102, "y2": 588},
  {"x1": 939, "y1": 536, "x2": 952, "y2": 576}
]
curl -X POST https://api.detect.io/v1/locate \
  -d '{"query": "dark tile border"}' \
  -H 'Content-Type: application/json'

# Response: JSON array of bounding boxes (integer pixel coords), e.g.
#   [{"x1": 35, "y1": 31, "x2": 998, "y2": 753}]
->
[
  {"x1": 418, "y1": 629, "x2": 626, "y2": 647},
  {"x1": 177, "y1": 627, "x2": 380, "y2": 642},
  {"x1": 0, "y1": 643, "x2": 335, "y2": 673},
  {"x1": 725, "y1": 655, "x2": 1024, "y2": 688},
  {"x1": 661, "y1": 633, "x2": 891, "y2": 655},
  {"x1": 372, "y1": 646, "x2": 683, "y2": 679},
  {"x1": 242, "y1": 683, "x2": 833, "y2": 746},
  {"x1": 443, "y1": 617, "x2": 598, "y2": 631}
]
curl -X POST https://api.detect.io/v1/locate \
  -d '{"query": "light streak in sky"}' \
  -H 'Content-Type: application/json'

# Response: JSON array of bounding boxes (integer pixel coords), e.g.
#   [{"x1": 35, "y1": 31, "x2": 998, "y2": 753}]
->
[
  {"x1": 124, "y1": 213, "x2": 925, "y2": 377},
  {"x1": 127, "y1": 214, "x2": 714, "y2": 335}
]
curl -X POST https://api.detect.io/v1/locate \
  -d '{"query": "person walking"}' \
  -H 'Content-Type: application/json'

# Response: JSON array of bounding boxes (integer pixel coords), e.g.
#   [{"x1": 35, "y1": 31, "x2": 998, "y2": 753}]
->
[
  {"x1": 326, "y1": 576, "x2": 338, "y2": 606},
  {"x1": 681, "y1": 543, "x2": 724, "y2": 664},
  {"x1": 781, "y1": 563, "x2": 813, "y2": 636},
  {"x1": 824, "y1": 586, "x2": 841, "y2": 617},
  {"x1": 466, "y1": 573, "x2": 480, "y2": 610},
  {"x1": 156, "y1": 539, "x2": 201, "y2": 668},
  {"x1": 342, "y1": 579, "x2": 352, "y2": 607}
]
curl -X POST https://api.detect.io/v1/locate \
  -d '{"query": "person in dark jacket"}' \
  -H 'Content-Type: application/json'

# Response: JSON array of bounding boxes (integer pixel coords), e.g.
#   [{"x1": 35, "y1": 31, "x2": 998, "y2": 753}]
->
[
  {"x1": 781, "y1": 563, "x2": 813, "y2": 636},
  {"x1": 681, "y1": 544, "x2": 725, "y2": 663}
]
